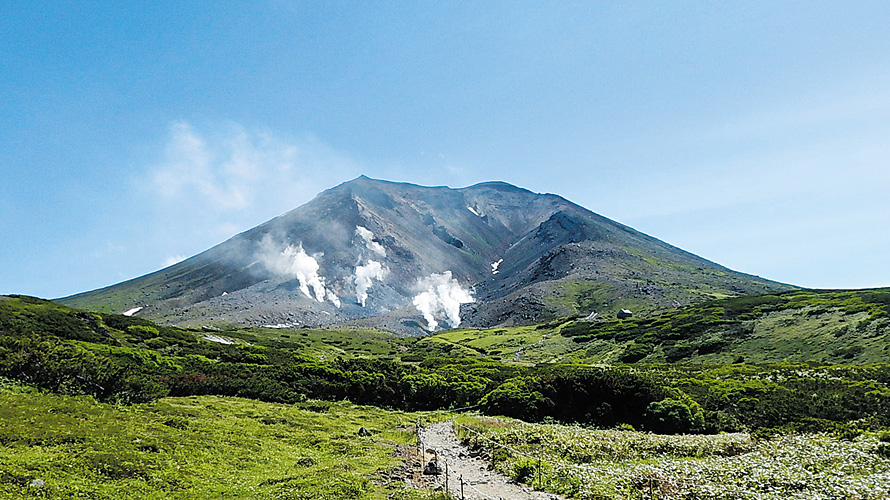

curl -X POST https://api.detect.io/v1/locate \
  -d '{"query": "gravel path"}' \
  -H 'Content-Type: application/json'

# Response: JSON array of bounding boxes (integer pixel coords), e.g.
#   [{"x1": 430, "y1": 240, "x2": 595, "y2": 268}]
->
[{"x1": 418, "y1": 421, "x2": 565, "y2": 500}]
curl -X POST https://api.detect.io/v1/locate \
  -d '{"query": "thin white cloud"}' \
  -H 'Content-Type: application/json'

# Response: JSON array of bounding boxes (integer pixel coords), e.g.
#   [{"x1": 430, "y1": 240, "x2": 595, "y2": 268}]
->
[
  {"x1": 162, "y1": 255, "x2": 186, "y2": 267},
  {"x1": 149, "y1": 121, "x2": 302, "y2": 211},
  {"x1": 140, "y1": 121, "x2": 364, "y2": 272}
]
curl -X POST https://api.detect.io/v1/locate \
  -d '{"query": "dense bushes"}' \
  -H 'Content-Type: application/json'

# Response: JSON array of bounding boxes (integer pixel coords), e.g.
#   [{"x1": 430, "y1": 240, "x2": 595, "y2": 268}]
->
[
  {"x1": 559, "y1": 289, "x2": 890, "y2": 360},
  {"x1": 479, "y1": 366, "x2": 688, "y2": 431},
  {"x1": 3, "y1": 295, "x2": 890, "y2": 434}
]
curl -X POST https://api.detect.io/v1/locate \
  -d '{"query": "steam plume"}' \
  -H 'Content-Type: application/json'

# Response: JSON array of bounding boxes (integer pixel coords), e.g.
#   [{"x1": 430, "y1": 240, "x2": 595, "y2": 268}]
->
[
  {"x1": 412, "y1": 271, "x2": 474, "y2": 331},
  {"x1": 351, "y1": 226, "x2": 388, "y2": 307},
  {"x1": 326, "y1": 289, "x2": 342, "y2": 308},
  {"x1": 354, "y1": 260, "x2": 386, "y2": 307},
  {"x1": 356, "y1": 226, "x2": 386, "y2": 257},
  {"x1": 258, "y1": 237, "x2": 336, "y2": 304},
  {"x1": 281, "y1": 244, "x2": 326, "y2": 301}
]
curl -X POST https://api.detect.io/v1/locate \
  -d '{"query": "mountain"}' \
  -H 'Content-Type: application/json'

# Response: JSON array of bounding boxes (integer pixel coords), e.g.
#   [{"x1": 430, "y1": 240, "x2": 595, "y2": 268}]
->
[{"x1": 61, "y1": 176, "x2": 791, "y2": 333}]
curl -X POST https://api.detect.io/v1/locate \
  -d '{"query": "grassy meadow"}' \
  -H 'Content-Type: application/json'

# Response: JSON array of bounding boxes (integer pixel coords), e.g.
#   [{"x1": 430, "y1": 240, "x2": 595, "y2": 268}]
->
[
  {"x1": 2, "y1": 291, "x2": 890, "y2": 498},
  {"x1": 455, "y1": 415, "x2": 890, "y2": 499},
  {"x1": 0, "y1": 380, "x2": 445, "y2": 500}
]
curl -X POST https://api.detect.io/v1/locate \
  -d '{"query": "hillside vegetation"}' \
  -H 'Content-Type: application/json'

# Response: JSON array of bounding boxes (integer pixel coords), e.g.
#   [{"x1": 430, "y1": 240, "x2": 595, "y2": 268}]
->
[
  {"x1": 2, "y1": 294, "x2": 890, "y2": 434},
  {"x1": 2, "y1": 292, "x2": 890, "y2": 498},
  {"x1": 416, "y1": 288, "x2": 890, "y2": 365},
  {"x1": 0, "y1": 380, "x2": 442, "y2": 499},
  {"x1": 454, "y1": 415, "x2": 890, "y2": 499}
]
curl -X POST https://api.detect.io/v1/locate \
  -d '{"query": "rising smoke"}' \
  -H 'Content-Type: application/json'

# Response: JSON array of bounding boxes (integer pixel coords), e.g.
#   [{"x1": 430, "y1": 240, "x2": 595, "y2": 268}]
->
[
  {"x1": 354, "y1": 260, "x2": 386, "y2": 307},
  {"x1": 258, "y1": 236, "x2": 338, "y2": 306},
  {"x1": 412, "y1": 271, "x2": 474, "y2": 331},
  {"x1": 326, "y1": 289, "x2": 341, "y2": 308},
  {"x1": 356, "y1": 226, "x2": 386, "y2": 257},
  {"x1": 352, "y1": 226, "x2": 387, "y2": 306}
]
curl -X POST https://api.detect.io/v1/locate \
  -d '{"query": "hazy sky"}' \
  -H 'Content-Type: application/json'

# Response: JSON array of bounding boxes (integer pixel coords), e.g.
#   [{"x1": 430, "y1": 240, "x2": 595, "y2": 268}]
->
[{"x1": 3, "y1": 1, "x2": 890, "y2": 298}]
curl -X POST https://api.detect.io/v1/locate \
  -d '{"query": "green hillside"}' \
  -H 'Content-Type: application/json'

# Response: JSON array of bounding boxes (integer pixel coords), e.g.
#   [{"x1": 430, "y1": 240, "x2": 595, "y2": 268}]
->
[
  {"x1": 2, "y1": 292, "x2": 890, "y2": 498},
  {"x1": 412, "y1": 288, "x2": 890, "y2": 365},
  {"x1": 2, "y1": 293, "x2": 889, "y2": 432}
]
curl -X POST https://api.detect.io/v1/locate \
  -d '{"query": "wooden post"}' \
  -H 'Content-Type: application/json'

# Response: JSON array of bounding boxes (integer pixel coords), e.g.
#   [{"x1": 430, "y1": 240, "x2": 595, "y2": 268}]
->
[
  {"x1": 416, "y1": 421, "x2": 420, "y2": 465},
  {"x1": 460, "y1": 475, "x2": 465, "y2": 500},
  {"x1": 445, "y1": 462, "x2": 449, "y2": 492}
]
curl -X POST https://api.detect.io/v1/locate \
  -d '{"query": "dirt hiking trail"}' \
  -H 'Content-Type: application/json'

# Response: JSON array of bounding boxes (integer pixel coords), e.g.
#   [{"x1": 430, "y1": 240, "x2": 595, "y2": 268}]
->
[{"x1": 419, "y1": 421, "x2": 565, "y2": 500}]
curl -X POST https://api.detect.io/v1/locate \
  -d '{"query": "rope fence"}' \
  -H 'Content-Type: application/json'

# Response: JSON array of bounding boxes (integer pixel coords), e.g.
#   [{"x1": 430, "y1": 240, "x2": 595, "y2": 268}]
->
[
  {"x1": 415, "y1": 419, "x2": 708, "y2": 500},
  {"x1": 415, "y1": 419, "x2": 538, "y2": 500}
]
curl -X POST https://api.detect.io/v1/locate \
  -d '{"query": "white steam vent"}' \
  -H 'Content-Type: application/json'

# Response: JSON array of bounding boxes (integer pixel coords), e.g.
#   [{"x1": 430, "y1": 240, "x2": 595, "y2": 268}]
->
[
  {"x1": 258, "y1": 236, "x2": 338, "y2": 306},
  {"x1": 353, "y1": 226, "x2": 388, "y2": 306},
  {"x1": 280, "y1": 244, "x2": 327, "y2": 302},
  {"x1": 412, "y1": 271, "x2": 474, "y2": 331},
  {"x1": 326, "y1": 289, "x2": 341, "y2": 308},
  {"x1": 355, "y1": 260, "x2": 386, "y2": 307},
  {"x1": 356, "y1": 226, "x2": 386, "y2": 257}
]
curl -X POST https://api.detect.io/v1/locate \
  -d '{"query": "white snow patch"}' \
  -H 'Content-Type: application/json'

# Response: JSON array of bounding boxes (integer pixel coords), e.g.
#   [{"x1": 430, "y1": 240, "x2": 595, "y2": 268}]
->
[
  {"x1": 491, "y1": 258, "x2": 503, "y2": 275},
  {"x1": 122, "y1": 306, "x2": 144, "y2": 317},
  {"x1": 263, "y1": 323, "x2": 295, "y2": 329},
  {"x1": 467, "y1": 206, "x2": 482, "y2": 217},
  {"x1": 203, "y1": 334, "x2": 234, "y2": 345},
  {"x1": 412, "y1": 271, "x2": 474, "y2": 331}
]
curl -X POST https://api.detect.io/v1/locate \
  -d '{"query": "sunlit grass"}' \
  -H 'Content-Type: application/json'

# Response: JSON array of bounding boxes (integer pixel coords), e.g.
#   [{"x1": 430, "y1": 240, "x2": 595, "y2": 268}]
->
[
  {"x1": 0, "y1": 384, "x2": 441, "y2": 499},
  {"x1": 456, "y1": 415, "x2": 890, "y2": 499}
]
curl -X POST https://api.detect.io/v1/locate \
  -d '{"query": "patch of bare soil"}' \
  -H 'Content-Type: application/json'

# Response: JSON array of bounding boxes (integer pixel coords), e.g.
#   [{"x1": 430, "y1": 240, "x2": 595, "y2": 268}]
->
[{"x1": 375, "y1": 444, "x2": 440, "y2": 490}]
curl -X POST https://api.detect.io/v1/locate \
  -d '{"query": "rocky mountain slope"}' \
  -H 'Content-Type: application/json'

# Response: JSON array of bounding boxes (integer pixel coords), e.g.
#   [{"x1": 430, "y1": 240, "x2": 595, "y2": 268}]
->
[{"x1": 61, "y1": 176, "x2": 791, "y2": 333}]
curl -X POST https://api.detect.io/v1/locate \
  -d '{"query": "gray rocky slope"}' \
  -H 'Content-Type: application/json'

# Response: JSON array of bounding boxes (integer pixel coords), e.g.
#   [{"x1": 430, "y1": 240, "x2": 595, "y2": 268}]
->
[{"x1": 62, "y1": 176, "x2": 791, "y2": 334}]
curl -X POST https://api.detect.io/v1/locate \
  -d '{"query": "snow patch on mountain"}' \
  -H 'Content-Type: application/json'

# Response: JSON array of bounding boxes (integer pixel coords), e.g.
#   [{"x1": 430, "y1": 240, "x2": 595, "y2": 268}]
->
[
  {"x1": 122, "y1": 306, "x2": 144, "y2": 316},
  {"x1": 203, "y1": 334, "x2": 234, "y2": 345}
]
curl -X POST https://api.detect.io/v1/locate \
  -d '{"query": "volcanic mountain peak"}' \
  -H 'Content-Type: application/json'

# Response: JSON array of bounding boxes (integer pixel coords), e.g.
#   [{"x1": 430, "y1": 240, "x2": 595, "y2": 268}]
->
[{"x1": 62, "y1": 177, "x2": 792, "y2": 333}]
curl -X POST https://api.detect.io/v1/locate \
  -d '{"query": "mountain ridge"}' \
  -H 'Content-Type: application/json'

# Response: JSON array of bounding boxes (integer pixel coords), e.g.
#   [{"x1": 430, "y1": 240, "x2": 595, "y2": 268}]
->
[{"x1": 61, "y1": 176, "x2": 792, "y2": 332}]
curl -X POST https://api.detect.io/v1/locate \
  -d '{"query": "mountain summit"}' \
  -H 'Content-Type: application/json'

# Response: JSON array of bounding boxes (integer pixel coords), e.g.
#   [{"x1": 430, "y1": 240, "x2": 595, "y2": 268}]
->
[{"x1": 62, "y1": 177, "x2": 790, "y2": 332}]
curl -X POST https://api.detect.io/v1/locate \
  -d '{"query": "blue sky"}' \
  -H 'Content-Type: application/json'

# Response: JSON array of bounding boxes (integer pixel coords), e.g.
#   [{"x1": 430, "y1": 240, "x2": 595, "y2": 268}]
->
[{"x1": 2, "y1": 1, "x2": 890, "y2": 298}]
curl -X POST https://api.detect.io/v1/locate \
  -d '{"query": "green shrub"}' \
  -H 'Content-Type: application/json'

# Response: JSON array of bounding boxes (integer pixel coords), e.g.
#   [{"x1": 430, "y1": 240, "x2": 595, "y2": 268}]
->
[
  {"x1": 510, "y1": 457, "x2": 539, "y2": 483},
  {"x1": 619, "y1": 342, "x2": 653, "y2": 363},
  {"x1": 645, "y1": 396, "x2": 705, "y2": 434},
  {"x1": 481, "y1": 377, "x2": 554, "y2": 422}
]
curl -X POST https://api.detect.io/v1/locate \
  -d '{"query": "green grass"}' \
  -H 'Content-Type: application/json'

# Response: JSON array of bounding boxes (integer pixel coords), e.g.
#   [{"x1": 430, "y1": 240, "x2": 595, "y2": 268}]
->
[
  {"x1": 413, "y1": 288, "x2": 890, "y2": 365},
  {"x1": 231, "y1": 326, "x2": 402, "y2": 360},
  {"x1": 455, "y1": 415, "x2": 890, "y2": 499},
  {"x1": 0, "y1": 381, "x2": 443, "y2": 499}
]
